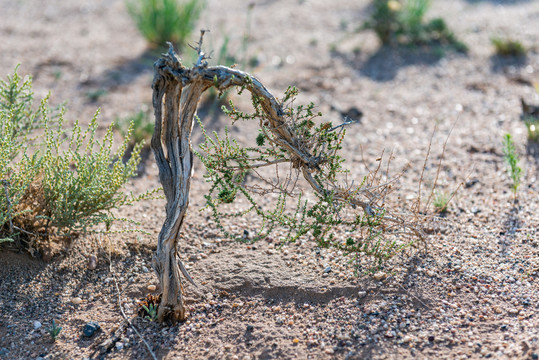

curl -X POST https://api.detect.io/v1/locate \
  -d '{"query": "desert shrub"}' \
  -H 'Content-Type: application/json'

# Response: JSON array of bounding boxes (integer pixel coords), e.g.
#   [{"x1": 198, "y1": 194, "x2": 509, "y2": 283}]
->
[
  {"x1": 125, "y1": 0, "x2": 204, "y2": 49},
  {"x1": 491, "y1": 37, "x2": 526, "y2": 57},
  {"x1": 0, "y1": 66, "x2": 148, "y2": 249},
  {"x1": 195, "y1": 85, "x2": 420, "y2": 266},
  {"x1": 364, "y1": 0, "x2": 467, "y2": 52}
]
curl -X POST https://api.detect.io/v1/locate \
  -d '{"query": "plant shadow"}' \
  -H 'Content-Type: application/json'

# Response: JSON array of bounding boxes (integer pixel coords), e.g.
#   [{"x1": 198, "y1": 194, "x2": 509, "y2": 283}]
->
[
  {"x1": 334, "y1": 45, "x2": 456, "y2": 82},
  {"x1": 489, "y1": 54, "x2": 527, "y2": 73},
  {"x1": 88, "y1": 48, "x2": 165, "y2": 90}
]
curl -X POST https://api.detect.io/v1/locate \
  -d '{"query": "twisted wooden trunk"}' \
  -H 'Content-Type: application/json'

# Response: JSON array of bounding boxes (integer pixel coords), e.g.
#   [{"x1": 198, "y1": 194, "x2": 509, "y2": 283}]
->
[{"x1": 150, "y1": 42, "x2": 286, "y2": 322}]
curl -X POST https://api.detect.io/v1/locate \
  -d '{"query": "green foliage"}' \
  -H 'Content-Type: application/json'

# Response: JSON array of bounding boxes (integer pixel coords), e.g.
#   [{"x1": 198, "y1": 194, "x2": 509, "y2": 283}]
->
[
  {"x1": 433, "y1": 191, "x2": 450, "y2": 213},
  {"x1": 491, "y1": 37, "x2": 526, "y2": 57},
  {"x1": 142, "y1": 303, "x2": 158, "y2": 321},
  {"x1": 0, "y1": 66, "x2": 149, "y2": 249},
  {"x1": 364, "y1": 0, "x2": 467, "y2": 52},
  {"x1": 41, "y1": 111, "x2": 144, "y2": 235},
  {"x1": 195, "y1": 86, "x2": 417, "y2": 266},
  {"x1": 126, "y1": 0, "x2": 204, "y2": 49},
  {"x1": 502, "y1": 133, "x2": 522, "y2": 197},
  {"x1": 47, "y1": 320, "x2": 62, "y2": 341},
  {"x1": 114, "y1": 108, "x2": 154, "y2": 147},
  {"x1": 0, "y1": 64, "x2": 44, "y2": 138}
]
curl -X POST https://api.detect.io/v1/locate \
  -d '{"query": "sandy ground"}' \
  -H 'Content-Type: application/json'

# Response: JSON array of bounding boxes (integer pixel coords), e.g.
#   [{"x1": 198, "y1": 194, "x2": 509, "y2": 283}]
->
[{"x1": 1, "y1": 0, "x2": 538, "y2": 359}]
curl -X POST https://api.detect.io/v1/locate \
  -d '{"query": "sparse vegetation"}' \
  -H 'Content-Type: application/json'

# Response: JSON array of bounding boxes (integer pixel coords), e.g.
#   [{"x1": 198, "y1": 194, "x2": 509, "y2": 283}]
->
[
  {"x1": 363, "y1": 0, "x2": 467, "y2": 52},
  {"x1": 0, "y1": 66, "x2": 150, "y2": 252},
  {"x1": 433, "y1": 191, "x2": 450, "y2": 213},
  {"x1": 47, "y1": 320, "x2": 62, "y2": 341},
  {"x1": 491, "y1": 37, "x2": 526, "y2": 57},
  {"x1": 502, "y1": 133, "x2": 522, "y2": 198},
  {"x1": 142, "y1": 303, "x2": 159, "y2": 321},
  {"x1": 125, "y1": 0, "x2": 204, "y2": 49}
]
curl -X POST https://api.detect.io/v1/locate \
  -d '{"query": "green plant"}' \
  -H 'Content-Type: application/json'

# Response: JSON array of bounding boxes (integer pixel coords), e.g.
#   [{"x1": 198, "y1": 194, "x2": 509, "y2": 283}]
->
[
  {"x1": 47, "y1": 320, "x2": 62, "y2": 341},
  {"x1": 363, "y1": 0, "x2": 467, "y2": 52},
  {"x1": 0, "y1": 66, "x2": 151, "y2": 251},
  {"x1": 491, "y1": 37, "x2": 526, "y2": 57},
  {"x1": 114, "y1": 108, "x2": 154, "y2": 147},
  {"x1": 126, "y1": 0, "x2": 204, "y2": 49},
  {"x1": 433, "y1": 191, "x2": 450, "y2": 213},
  {"x1": 40, "y1": 111, "x2": 145, "y2": 236},
  {"x1": 502, "y1": 133, "x2": 522, "y2": 197},
  {"x1": 142, "y1": 303, "x2": 158, "y2": 321}
]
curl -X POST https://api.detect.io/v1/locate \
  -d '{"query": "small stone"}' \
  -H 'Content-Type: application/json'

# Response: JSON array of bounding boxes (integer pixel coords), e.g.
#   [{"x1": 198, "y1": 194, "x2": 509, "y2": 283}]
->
[
  {"x1": 493, "y1": 306, "x2": 503, "y2": 314},
  {"x1": 325, "y1": 348, "x2": 335, "y2": 354},
  {"x1": 323, "y1": 266, "x2": 332, "y2": 274},
  {"x1": 357, "y1": 291, "x2": 367, "y2": 298},
  {"x1": 373, "y1": 272, "x2": 387, "y2": 281},
  {"x1": 426, "y1": 270, "x2": 435, "y2": 277},
  {"x1": 71, "y1": 297, "x2": 83, "y2": 305},
  {"x1": 402, "y1": 335, "x2": 413, "y2": 343},
  {"x1": 428, "y1": 335, "x2": 435, "y2": 342},
  {"x1": 275, "y1": 316, "x2": 284, "y2": 325},
  {"x1": 88, "y1": 254, "x2": 97, "y2": 270},
  {"x1": 293, "y1": 338, "x2": 300, "y2": 343},
  {"x1": 115, "y1": 342, "x2": 124, "y2": 351},
  {"x1": 508, "y1": 308, "x2": 519, "y2": 315},
  {"x1": 33, "y1": 321, "x2": 42, "y2": 330},
  {"x1": 83, "y1": 321, "x2": 101, "y2": 337},
  {"x1": 246, "y1": 325, "x2": 254, "y2": 332},
  {"x1": 147, "y1": 284, "x2": 157, "y2": 292},
  {"x1": 141, "y1": 266, "x2": 149, "y2": 273}
]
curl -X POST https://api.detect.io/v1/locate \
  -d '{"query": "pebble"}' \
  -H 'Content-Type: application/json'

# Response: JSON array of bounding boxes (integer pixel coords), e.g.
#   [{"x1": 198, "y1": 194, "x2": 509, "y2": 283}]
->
[
  {"x1": 508, "y1": 308, "x2": 519, "y2": 315},
  {"x1": 323, "y1": 266, "x2": 332, "y2": 274},
  {"x1": 83, "y1": 321, "x2": 101, "y2": 337},
  {"x1": 402, "y1": 335, "x2": 413, "y2": 343},
  {"x1": 358, "y1": 291, "x2": 367, "y2": 298},
  {"x1": 33, "y1": 320, "x2": 41, "y2": 330},
  {"x1": 71, "y1": 297, "x2": 83, "y2": 305},
  {"x1": 147, "y1": 284, "x2": 157, "y2": 292},
  {"x1": 373, "y1": 272, "x2": 387, "y2": 281},
  {"x1": 141, "y1": 266, "x2": 149, "y2": 273},
  {"x1": 115, "y1": 342, "x2": 124, "y2": 351},
  {"x1": 87, "y1": 254, "x2": 97, "y2": 270}
]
